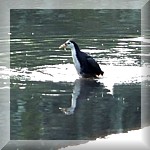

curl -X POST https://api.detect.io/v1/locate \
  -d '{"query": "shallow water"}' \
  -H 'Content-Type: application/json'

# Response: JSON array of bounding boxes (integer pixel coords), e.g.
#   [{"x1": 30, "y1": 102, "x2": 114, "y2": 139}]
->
[{"x1": 1, "y1": 9, "x2": 149, "y2": 140}]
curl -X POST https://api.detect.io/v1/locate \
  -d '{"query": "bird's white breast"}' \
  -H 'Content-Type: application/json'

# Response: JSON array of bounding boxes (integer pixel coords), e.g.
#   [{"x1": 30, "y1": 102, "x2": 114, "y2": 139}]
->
[{"x1": 71, "y1": 48, "x2": 81, "y2": 75}]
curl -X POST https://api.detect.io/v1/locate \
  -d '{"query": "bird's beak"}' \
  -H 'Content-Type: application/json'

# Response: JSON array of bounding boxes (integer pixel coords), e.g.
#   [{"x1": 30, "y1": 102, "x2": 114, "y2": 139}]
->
[{"x1": 59, "y1": 43, "x2": 67, "y2": 49}]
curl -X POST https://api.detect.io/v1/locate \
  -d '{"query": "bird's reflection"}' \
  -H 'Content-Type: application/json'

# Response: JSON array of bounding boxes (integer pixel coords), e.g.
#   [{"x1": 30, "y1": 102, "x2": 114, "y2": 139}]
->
[{"x1": 59, "y1": 78, "x2": 103, "y2": 115}]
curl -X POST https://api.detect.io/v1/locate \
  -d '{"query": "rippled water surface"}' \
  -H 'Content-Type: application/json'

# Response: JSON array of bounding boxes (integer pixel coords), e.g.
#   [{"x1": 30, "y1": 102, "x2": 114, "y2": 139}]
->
[{"x1": 3, "y1": 9, "x2": 149, "y2": 140}]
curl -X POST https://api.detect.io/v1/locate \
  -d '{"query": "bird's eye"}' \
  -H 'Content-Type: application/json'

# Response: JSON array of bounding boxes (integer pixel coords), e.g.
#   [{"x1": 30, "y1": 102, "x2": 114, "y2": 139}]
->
[{"x1": 68, "y1": 42, "x2": 70, "y2": 44}]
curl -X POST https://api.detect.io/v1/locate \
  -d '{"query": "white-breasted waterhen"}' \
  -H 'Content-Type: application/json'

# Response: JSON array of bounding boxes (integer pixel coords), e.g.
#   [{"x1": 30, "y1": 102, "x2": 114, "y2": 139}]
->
[{"x1": 59, "y1": 40, "x2": 104, "y2": 78}]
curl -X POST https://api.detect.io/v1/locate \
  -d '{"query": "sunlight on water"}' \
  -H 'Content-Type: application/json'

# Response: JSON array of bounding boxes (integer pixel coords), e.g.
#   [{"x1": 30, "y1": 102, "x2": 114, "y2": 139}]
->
[
  {"x1": 6, "y1": 63, "x2": 149, "y2": 96},
  {"x1": 8, "y1": 64, "x2": 144, "y2": 83},
  {"x1": 118, "y1": 36, "x2": 143, "y2": 42}
]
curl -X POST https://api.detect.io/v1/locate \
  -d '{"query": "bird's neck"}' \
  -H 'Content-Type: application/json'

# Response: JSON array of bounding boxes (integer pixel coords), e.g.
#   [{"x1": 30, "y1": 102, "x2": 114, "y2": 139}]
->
[
  {"x1": 74, "y1": 43, "x2": 80, "y2": 52},
  {"x1": 71, "y1": 45, "x2": 81, "y2": 58},
  {"x1": 71, "y1": 47, "x2": 77, "y2": 58},
  {"x1": 71, "y1": 44, "x2": 80, "y2": 54},
  {"x1": 71, "y1": 46, "x2": 81, "y2": 74}
]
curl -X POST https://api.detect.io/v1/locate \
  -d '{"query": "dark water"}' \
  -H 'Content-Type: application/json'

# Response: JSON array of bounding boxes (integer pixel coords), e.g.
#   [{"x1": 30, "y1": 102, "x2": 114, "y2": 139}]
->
[{"x1": 9, "y1": 9, "x2": 144, "y2": 140}]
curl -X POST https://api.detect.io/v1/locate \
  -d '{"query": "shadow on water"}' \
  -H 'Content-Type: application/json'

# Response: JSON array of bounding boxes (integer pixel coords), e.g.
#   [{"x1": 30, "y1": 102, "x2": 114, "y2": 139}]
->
[
  {"x1": 59, "y1": 78, "x2": 103, "y2": 115},
  {"x1": 10, "y1": 78, "x2": 141, "y2": 140}
]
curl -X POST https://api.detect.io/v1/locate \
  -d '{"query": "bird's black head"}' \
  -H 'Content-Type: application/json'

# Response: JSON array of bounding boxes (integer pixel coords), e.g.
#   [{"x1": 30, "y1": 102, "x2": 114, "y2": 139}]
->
[
  {"x1": 69, "y1": 40, "x2": 80, "y2": 51},
  {"x1": 59, "y1": 40, "x2": 80, "y2": 51}
]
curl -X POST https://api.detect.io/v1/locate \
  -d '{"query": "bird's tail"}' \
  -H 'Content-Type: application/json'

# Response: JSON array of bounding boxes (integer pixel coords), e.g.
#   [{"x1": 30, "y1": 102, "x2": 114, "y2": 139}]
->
[{"x1": 101, "y1": 71, "x2": 104, "y2": 76}]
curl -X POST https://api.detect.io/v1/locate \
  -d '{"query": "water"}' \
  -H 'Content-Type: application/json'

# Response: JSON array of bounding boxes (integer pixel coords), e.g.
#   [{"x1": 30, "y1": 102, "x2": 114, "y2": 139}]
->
[{"x1": 3, "y1": 9, "x2": 149, "y2": 140}]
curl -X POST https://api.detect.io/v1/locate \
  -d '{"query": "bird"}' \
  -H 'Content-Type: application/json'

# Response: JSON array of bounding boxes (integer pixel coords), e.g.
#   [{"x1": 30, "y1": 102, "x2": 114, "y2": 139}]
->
[{"x1": 59, "y1": 40, "x2": 104, "y2": 78}]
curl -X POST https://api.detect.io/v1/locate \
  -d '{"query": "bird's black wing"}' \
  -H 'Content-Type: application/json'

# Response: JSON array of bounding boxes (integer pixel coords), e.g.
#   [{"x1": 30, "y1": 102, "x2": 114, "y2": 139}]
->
[
  {"x1": 79, "y1": 51, "x2": 103, "y2": 76},
  {"x1": 86, "y1": 55, "x2": 101, "y2": 71}
]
